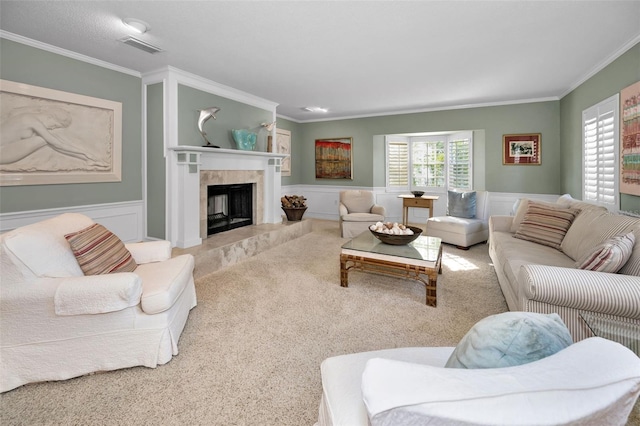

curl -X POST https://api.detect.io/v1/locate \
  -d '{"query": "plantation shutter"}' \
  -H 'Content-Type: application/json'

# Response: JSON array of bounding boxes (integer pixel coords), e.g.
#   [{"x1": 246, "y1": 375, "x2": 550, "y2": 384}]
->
[
  {"x1": 386, "y1": 139, "x2": 409, "y2": 189},
  {"x1": 583, "y1": 95, "x2": 619, "y2": 208},
  {"x1": 448, "y1": 135, "x2": 472, "y2": 189}
]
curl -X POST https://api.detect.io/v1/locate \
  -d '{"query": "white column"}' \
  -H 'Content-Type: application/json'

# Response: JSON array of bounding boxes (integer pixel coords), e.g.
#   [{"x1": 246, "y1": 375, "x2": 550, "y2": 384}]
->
[{"x1": 175, "y1": 151, "x2": 202, "y2": 248}]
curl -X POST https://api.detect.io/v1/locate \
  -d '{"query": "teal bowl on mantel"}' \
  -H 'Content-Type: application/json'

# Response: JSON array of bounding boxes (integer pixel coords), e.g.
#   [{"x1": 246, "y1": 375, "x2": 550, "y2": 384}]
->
[{"x1": 231, "y1": 129, "x2": 257, "y2": 151}]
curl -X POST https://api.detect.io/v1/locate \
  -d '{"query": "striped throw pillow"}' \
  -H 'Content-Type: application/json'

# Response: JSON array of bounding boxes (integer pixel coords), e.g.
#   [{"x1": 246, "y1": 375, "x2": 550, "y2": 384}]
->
[
  {"x1": 576, "y1": 232, "x2": 636, "y2": 273},
  {"x1": 513, "y1": 202, "x2": 579, "y2": 250},
  {"x1": 65, "y1": 223, "x2": 137, "y2": 275}
]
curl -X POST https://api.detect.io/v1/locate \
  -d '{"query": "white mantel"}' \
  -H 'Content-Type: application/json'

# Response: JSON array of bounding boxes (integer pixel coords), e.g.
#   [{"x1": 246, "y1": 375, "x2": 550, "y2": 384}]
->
[{"x1": 168, "y1": 146, "x2": 287, "y2": 248}]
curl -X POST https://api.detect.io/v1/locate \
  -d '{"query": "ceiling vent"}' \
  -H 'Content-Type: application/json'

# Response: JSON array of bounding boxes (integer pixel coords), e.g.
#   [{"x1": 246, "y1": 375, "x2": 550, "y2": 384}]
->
[{"x1": 120, "y1": 37, "x2": 163, "y2": 54}]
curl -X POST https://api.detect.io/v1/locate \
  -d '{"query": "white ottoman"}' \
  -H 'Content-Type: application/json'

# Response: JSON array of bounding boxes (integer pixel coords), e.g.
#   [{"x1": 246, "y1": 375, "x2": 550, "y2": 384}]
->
[{"x1": 426, "y1": 215, "x2": 488, "y2": 249}]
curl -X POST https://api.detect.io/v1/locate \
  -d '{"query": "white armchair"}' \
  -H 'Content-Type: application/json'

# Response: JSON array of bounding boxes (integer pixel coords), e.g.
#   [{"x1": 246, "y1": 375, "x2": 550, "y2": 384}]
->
[
  {"x1": 0, "y1": 213, "x2": 197, "y2": 392},
  {"x1": 317, "y1": 338, "x2": 640, "y2": 425},
  {"x1": 339, "y1": 190, "x2": 386, "y2": 238}
]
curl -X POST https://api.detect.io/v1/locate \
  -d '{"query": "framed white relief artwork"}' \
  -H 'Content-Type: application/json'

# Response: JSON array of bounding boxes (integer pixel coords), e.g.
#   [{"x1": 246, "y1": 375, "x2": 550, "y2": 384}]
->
[
  {"x1": 276, "y1": 128, "x2": 291, "y2": 176},
  {"x1": 0, "y1": 79, "x2": 122, "y2": 186}
]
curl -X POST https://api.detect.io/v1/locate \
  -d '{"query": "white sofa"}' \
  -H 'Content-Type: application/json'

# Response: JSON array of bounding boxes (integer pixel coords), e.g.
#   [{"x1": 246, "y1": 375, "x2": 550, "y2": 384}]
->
[
  {"x1": 316, "y1": 338, "x2": 640, "y2": 425},
  {"x1": 0, "y1": 213, "x2": 197, "y2": 392},
  {"x1": 489, "y1": 195, "x2": 640, "y2": 342}
]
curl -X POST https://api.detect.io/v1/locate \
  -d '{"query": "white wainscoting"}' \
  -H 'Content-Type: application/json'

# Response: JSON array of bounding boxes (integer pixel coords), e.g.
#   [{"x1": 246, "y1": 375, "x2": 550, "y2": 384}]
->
[
  {"x1": 0, "y1": 201, "x2": 144, "y2": 243},
  {"x1": 282, "y1": 185, "x2": 562, "y2": 224}
]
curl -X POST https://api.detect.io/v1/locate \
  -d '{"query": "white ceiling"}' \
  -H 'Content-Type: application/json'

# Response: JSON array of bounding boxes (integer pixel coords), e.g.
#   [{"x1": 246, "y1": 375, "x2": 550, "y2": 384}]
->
[{"x1": 1, "y1": 1, "x2": 639, "y2": 122}]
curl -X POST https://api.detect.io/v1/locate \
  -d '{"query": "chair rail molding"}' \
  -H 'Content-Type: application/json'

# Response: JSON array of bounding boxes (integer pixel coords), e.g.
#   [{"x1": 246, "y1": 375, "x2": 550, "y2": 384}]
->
[{"x1": 0, "y1": 200, "x2": 144, "y2": 243}]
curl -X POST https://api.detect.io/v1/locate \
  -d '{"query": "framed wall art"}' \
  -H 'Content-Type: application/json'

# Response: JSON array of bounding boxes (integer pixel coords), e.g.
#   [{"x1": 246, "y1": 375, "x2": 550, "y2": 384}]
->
[
  {"x1": 0, "y1": 79, "x2": 122, "y2": 186},
  {"x1": 275, "y1": 128, "x2": 291, "y2": 177},
  {"x1": 620, "y1": 80, "x2": 640, "y2": 196},
  {"x1": 315, "y1": 137, "x2": 353, "y2": 179},
  {"x1": 502, "y1": 133, "x2": 541, "y2": 165}
]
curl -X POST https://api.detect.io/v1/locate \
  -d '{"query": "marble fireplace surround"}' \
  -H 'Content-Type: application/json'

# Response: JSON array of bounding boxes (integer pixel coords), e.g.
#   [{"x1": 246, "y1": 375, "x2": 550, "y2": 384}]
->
[
  {"x1": 200, "y1": 170, "x2": 264, "y2": 239},
  {"x1": 169, "y1": 147, "x2": 286, "y2": 248}
]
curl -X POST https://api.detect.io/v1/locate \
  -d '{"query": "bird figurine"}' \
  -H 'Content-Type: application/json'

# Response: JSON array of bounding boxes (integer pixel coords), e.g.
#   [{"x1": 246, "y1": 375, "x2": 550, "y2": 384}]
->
[
  {"x1": 261, "y1": 121, "x2": 277, "y2": 132},
  {"x1": 197, "y1": 107, "x2": 221, "y2": 147}
]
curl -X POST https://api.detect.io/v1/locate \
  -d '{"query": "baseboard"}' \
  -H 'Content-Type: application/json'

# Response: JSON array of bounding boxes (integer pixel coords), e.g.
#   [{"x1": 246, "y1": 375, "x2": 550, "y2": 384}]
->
[{"x1": 0, "y1": 201, "x2": 144, "y2": 243}]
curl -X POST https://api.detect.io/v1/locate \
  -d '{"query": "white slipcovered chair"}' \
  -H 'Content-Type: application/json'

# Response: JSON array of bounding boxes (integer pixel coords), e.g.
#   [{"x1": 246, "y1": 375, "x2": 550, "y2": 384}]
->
[
  {"x1": 316, "y1": 337, "x2": 640, "y2": 426},
  {"x1": 339, "y1": 190, "x2": 386, "y2": 238},
  {"x1": 0, "y1": 213, "x2": 197, "y2": 392},
  {"x1": 426, "y1": 190, "x2": 489, "y2": 249}
]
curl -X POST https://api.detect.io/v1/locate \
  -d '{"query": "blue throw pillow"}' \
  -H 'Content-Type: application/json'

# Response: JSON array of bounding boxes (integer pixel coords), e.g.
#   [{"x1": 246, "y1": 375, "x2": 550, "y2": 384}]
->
[
  {"x1": 445, "y1": 312, "x2": 573, "y2": 369},
  {"x1": 447, "y1": 190, "x2": 476, "y2": 219}
]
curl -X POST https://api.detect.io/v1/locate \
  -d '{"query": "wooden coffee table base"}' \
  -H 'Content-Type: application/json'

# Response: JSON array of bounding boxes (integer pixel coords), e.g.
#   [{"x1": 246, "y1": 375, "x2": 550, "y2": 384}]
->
[{"x1": 340, "y1": 248, "x2": 443, "y2": 306}]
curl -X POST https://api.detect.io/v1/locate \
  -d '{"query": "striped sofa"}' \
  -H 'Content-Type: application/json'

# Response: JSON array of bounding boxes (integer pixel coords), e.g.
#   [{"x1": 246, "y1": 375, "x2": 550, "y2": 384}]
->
[{"x1": 489, "y1": 194, "x2": 640, "y2": 342}]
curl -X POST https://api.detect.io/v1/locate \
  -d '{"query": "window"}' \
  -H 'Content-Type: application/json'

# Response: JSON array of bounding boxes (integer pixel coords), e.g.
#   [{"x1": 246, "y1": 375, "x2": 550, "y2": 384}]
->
[
  {"x1": 386, "y1": 132, "x2": 472, "y2": 192},
  {"x1": 582, "y1": 94, "x2": 619, "y2": 209}
]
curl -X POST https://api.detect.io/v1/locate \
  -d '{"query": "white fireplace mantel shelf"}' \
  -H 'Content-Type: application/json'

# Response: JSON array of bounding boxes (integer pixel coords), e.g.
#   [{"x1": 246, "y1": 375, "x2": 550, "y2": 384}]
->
[
  {"x1": 169, "y1": 146, "x2": 287, "y2": 160},
  {"x1": 167, "y1": 145, "x2": 287, "y2": 248}
]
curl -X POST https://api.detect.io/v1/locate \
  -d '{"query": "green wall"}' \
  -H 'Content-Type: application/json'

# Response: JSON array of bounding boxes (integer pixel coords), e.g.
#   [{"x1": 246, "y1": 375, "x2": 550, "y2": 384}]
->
[
  {"x1": 0, "y1": 38, "x2": 142, "y2": 213},
  {"x1": 2, "y1": 36, "x2": 637, "y2": 223},
  {"x1": 560, "y1": 42, "x2": 640, "y2": 212},
  {"x1": 178, "y1": 85, "x2": 273, "y2": 150},
  {"x1": 297, "y1": 101, "x2": 561, "y2": 194},
  {"x1": 146, "y1": 83, "x2": 165, "y2": 239}
]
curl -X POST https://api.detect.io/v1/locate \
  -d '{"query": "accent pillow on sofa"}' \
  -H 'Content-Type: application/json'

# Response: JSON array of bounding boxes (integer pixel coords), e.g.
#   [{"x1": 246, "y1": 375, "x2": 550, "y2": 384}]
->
[
  {"x1": 447, "y1": 190, "x2": 476, "y2": 219},
  {"x1": 509, "y1": 198, "x2": 560, "y2": 233},
  {"x1": 65, "y1": 223, "x2": 137, "y2": 275},
  {"x1": 576, "y1": 232, "x2": 636, "y2": 273},
  {"x1": 513, "y1": 202, "x2": 580, "y2": 250},
  {"x1": 445, "y1": 312, "x2": 572, "y2": 369}
]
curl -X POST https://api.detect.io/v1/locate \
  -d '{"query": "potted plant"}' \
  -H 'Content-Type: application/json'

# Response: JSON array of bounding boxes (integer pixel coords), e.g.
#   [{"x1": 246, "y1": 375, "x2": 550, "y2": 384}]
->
[{"x1": 281, "y1": 195, "x2": 307, "y2": 221}]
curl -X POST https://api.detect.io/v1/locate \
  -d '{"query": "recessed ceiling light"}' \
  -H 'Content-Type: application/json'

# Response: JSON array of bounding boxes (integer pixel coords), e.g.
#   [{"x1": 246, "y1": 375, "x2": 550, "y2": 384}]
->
[
  {"x1": 302, "y1": 107, "x2": 328, "y2": 113},
  {"x1": 122, "y1": 18, "x2": 150, "y2": 34}
]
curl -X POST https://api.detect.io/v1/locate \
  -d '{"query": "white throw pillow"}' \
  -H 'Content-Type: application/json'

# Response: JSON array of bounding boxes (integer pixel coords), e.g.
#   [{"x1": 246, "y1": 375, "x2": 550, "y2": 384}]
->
[{"x1": 2, "y1": 213, "x2": 94, "y2": 278}]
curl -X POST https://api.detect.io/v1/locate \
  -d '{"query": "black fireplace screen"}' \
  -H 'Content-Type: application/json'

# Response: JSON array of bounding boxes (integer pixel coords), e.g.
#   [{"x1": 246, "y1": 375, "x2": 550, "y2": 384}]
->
[{"x1": 207, "y1": 183, "x2": 253, "y2": 235}]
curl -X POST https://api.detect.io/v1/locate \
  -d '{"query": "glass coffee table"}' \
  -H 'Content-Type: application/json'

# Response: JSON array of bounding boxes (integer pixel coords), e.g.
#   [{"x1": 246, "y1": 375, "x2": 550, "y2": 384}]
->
[
  {"x1": 340, "y1": 231, "x2": 443, "y2": 306},
  {"x1": 580, "y1": 312, "x2": 640, "y2": 356}
]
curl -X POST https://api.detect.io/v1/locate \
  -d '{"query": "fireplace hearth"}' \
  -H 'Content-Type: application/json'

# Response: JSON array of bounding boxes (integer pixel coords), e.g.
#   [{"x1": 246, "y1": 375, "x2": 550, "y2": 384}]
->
[{"x1": 207, "y1": 183, "x2": 253, "y2": 235}]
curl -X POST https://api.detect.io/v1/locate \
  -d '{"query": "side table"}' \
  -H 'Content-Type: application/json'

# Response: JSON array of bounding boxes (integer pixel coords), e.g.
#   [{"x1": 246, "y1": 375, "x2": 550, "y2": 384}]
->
[{"x1": 398, "y1": 195, "x2": 439, "y2": 225}]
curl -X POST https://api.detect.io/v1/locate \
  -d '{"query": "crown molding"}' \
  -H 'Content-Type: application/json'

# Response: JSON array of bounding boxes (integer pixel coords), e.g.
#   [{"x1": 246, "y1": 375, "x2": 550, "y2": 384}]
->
[
  {"x1": 0, "y1": 30, "x2": 141, "y2": 78},
  {"x1": 560, "y1": 33, "x2": 640, "y2": 99},
  {"x1": 142, "y1": 66, "x2": 278, "y2": 112},
  {"x1": 287, "y1": 96, "x2": 560, "y2": 124}
]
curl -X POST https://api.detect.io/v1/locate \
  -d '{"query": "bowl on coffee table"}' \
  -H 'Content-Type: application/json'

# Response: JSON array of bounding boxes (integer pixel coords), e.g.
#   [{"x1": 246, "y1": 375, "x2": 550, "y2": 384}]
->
[{"x1": 370, "y1": 226, "x2": 423, "y2": 245}]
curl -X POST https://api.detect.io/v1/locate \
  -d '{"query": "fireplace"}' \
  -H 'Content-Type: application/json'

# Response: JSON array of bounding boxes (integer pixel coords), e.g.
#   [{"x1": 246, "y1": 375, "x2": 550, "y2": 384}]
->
[
  {"x1": 170, "y1": 147, "x2": 285, "y2": 248},
  {"x1": 207, "y1": 183, "x2": 253, "y2": 235}
]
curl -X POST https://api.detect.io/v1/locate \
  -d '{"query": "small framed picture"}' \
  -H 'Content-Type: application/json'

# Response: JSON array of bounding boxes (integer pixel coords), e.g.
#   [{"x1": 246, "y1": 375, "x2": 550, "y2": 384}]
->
[{"x1": 503, "y1": 134, "x2": 541, "y2": 165}]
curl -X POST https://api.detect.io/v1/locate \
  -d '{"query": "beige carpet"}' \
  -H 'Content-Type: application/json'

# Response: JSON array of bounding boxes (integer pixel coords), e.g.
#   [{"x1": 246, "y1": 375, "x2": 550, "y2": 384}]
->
[{"x1": 2, "y1": 220, "x2": 636, "y2": 425}]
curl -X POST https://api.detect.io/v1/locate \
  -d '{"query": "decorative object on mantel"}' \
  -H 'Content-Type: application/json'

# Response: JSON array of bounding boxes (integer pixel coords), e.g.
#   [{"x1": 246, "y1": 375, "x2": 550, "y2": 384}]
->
[
  {"x1": 197, "y1": 107, "x2": 221, "y2": 148},
  {"x1": 281, "y1": 195, "x2": 307, "y2": 221},
  {"x1": 261, "y1": 121, "x2": 277, "y2": 132},
  {"x1": 231, "y1": 129, "x2": 258, "y2": 151}
]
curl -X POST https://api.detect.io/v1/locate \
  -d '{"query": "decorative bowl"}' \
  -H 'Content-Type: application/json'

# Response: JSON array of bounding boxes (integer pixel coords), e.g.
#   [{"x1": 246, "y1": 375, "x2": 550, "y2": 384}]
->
[
  {"x1": 232, "y1": 129, "x2": 257, "y2": 151},
  {"x1": 411, "y1": 190, "x2": 425, "y2": 197},
  {"x1": 370, "y1": 226, "x2": 423, "y2": 245}
]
